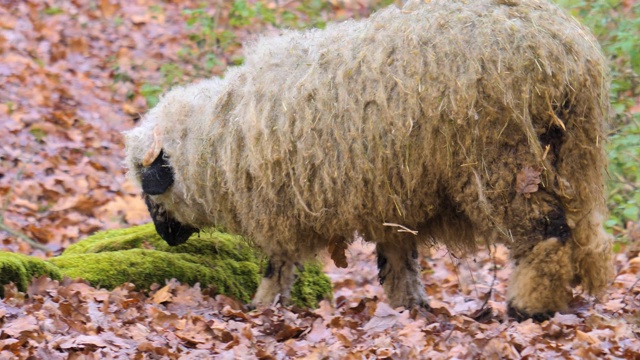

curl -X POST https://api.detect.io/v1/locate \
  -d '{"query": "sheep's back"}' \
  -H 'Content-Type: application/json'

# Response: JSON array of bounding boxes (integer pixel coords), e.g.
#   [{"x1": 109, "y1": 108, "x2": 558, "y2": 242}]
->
[
  {"x1": 156, "y1": 0, "x2": 608, "y2": 253},
  {"x1": 135, "y1": 0, "x2": 607, "y2": 256}
]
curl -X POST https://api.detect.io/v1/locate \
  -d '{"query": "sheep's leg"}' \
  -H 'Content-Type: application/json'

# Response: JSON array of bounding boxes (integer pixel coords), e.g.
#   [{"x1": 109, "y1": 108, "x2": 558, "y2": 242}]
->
[
  {"x1": 507, "y1": 236, "x2": 574, "y2": 321},
  {"x1": 376, "y1": 241, "x2": 430, "y2": 309},
  {"x1": 252, "y1": 256, "x2": 297, "y2": 307}
]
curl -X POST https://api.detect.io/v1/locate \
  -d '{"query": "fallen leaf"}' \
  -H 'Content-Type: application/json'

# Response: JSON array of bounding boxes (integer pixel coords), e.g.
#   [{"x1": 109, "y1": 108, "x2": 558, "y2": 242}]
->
[
  {"x1": 551, "y1": 313, "x2": 582, "y2": 326},
  {"x1": 2, "y1": 316, "x2": 39, "y2": 338},
  {"x1": 305, "y1": 318, "x2": 330, "y2": 342},
  {"x1": 516, "y1": 166, "x2": 542, "y2": 198},
  {"x1": 151, "y1": 284, "x2": 173, "y2": 304},
  {"x1": 328, "y1": 236, "x2": 348, "y2": 268},
  {"x1": 274, "y1": 323, "x2": 304, "y2": 342},
  {"x1": 576, "y1": 330, "x2": 599, "y2": 346},
  {"x1": 100, "y1": 0, "x2": 120, "y2": 17},
  {"x1": 59, "y1": 335, "x2": 110, "y2": 349}
]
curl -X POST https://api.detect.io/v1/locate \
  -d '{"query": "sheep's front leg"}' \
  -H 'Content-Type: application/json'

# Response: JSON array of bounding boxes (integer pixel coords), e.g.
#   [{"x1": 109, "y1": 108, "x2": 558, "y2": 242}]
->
[
  {"x1": 252, "y1": 256, "x2": 297, "y2": 307},
  {"x1": 376, "y1": 241, "x2": 430, "y2": 309},
  {"x1": 507, "y1": 237, "x2": 574, "y2": 321}
]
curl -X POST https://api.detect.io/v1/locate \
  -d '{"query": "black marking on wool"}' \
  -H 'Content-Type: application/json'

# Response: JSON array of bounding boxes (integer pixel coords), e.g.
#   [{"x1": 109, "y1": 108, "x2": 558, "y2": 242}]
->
[
  {"x1": 141, "y1": 150, "x2": 174, "y2": 195},
  {"x1": 542, "y1": 207, "x2": 571, "y2": 243},
  {"x1": 507, "y1": 302, "x2": 554, "y2": 322},
  {"x1": 538, "y1": 125, "x2": 565, "y2": 169},
  {"x1": 376, "y1": 248, "x2": 388, "y2": 285},
  {"x1": 264, "y1": 260, "x2": 275, "y2": 279}
]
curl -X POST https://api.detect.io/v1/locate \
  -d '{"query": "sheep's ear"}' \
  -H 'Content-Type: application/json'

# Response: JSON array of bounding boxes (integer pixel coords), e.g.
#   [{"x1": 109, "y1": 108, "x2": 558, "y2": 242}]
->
[
  {"x1": 141, "y1": 149, "x2": 174, "y2": 195},
  {"x1": 144, "y1": 195, "x2": 198, "y2": 246},
  {"x1": 142, "y1": 127, "x2": 163, "y2": 167}
]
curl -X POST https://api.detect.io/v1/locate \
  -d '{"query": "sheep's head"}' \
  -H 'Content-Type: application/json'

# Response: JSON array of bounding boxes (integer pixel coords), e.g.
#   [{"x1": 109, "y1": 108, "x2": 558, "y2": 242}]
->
[
  {"x1": 125, "y1": 80, "x2": 225, "y2": 246},
  {"x1": 138, "y1": 148, "x2": 199, "y2": 246},
  {"x1": 128, "y1": 124, "x2": 198, "y2": 246}
]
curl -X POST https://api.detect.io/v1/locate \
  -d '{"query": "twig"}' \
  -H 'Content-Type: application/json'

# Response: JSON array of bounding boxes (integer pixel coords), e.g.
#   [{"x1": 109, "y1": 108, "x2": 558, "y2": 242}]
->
[
  {"x1": 479, "y1": 241, "x2": 498, "y2": 311},
  {"x1": 0, "y1": 221, "x2": 49, "y2": 252},
  {"x1": 465, "y1": 258, "x2": 479, "y2": 299},
  {"x1": 383, "y1": 222, "x2": 418, "y2": 235},
  {"x1": 619, "y1": 277, "x2": 640, "y2": 314},
  {"x1": 0, "y1": 158, "x2": 49, "y2": 252},
  {"x1": 0, "y1": 158, "x2": 29, "y2": 223}
]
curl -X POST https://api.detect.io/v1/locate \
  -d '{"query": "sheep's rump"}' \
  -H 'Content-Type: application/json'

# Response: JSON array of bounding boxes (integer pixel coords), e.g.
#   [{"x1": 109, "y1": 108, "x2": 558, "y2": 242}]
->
[{"x1": 126, "y1": 0, "x2": 610, "y2": 292}]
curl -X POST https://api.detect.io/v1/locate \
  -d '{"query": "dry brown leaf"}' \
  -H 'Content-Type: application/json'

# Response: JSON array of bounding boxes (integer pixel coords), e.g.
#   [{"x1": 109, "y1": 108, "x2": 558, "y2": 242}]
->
[
  {"x1": 100, "y1": 0, "x2": 120, "y2": 17},
  {"x1": 576, "y1": 330, "x2": 600, "y2": 346},
  {"x1": 0, "y1": 0, "x2": 637, "y2": 358},
  {"x1": 516, "y1": 166, "x2": 542, "y2": 198},
  {"x1": 60, "y1": 335, "x2": 110, "y2": 349},
  {"x1": 151, "y1": 284, "x2": 173, "y2": 304},
  {"x1": 328, "y1": 236, "x2": 348, "y2": 268},
  {"x1": 305, "y1": 318, "x2": 330, "y2": 343},
  {"x1": 551, "y1": 313, "x2": 582, "y2": 326},
  {"x1": 274, "y1": 323, "x2": 304, "y2": 342},
  {"x1": 1, "y1": 316, "x2": 39, "y2": 338}
]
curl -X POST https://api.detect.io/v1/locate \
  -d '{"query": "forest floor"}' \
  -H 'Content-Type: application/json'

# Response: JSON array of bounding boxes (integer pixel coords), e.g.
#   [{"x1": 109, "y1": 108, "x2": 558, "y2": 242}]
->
[{"x1": 0, "y1": 0, "x2": 639, "y2": 358}]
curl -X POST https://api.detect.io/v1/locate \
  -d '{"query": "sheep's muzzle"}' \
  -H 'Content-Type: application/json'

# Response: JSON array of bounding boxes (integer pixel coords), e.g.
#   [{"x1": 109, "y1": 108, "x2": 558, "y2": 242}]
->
[
  {"x1": 144, "y1": 195, "x2": 198, "y2": 246},
  {"x1": 140, "y1": 149, "x2": 199, "y2": 246}
]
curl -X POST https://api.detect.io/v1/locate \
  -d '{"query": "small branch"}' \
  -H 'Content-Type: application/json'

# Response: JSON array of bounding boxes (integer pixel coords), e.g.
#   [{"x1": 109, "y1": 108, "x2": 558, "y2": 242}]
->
[
  {"x1": 383, "y1": 222, "x2": 418, "y2": 235},
  {"x1": 479, "y1": 242, "x2": 498, "y2": 312},
  {"x1": 0, "y1": 223, "x2": 49, "y2": 252},
  {"x1": 619, "y1": 277, "x2": 640, "y2": 314},
  {"x1": 0, "y1": 156, "x2": 49, "y2": 252},
  {"x1": 1, "y1": 157, "x2": 30, "y2": 223}
]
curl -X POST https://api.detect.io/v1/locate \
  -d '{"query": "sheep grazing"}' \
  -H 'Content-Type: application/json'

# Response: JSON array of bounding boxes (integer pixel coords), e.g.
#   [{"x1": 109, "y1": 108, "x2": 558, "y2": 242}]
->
[{"x1": 124, "y1": 0, "x2": 613, "y2": 320}]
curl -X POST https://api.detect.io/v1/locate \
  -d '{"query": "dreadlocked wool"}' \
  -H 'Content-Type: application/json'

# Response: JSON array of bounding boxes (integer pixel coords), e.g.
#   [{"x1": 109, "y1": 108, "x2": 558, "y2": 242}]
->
[{"x1": 125, "y1": 0, "x2": 612, "y2": 318}]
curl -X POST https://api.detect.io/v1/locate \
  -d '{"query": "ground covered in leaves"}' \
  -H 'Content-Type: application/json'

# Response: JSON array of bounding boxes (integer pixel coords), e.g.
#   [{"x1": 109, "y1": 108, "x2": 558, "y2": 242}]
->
[
  {"x1": 1, "y1": 0, "x2": 639, "y2": 358},
  {"x1": 1, "y1": 244, "x2": 640, "y2": 358}
]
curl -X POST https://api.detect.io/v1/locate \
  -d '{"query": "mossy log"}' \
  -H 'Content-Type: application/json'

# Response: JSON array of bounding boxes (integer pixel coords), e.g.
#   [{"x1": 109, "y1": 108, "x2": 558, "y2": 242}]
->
[
  {"x1": 0, "y1": 252, "x2": 61, "y2": 297},
  {"x1": 0, "y1": 224, "x2": 332, "y2": 307}
]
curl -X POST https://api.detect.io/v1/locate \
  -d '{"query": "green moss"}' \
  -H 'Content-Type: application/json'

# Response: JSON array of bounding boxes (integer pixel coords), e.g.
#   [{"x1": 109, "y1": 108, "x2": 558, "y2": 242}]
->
[
  {"x1": 63, "y1": 224, "x2": 256, "y2": 262},
  {"x1": 61, "y1": 223, "x2": 157, "y2": 255},
  {"x1": 1, "y1": 224, "x2": 332, "y2": 306},
  {"x1": 50, "y1": 249, "x2": 260, "y2": 302},
  {"x1": 0, "y1": 252, "x2": 61, "y2": 296},
  {"x1": 291, "y1": 263, "x2": 333, "y2": 308}
]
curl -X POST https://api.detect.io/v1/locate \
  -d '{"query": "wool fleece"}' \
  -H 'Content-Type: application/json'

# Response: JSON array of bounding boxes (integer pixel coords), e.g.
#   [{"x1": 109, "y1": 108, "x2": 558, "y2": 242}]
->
[{"x1": 125, "y1": 0, "x2": 612, "y2": 320}]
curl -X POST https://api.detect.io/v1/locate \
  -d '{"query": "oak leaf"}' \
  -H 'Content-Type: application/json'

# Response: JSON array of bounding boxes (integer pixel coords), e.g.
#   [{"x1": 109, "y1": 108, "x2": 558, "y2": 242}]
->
[
  {"x1": 516, "y1": 166, "x2": 542, "y2": 198},
  {"x1": 328, "y1": 236, "x2": 348, "y2": 268}
]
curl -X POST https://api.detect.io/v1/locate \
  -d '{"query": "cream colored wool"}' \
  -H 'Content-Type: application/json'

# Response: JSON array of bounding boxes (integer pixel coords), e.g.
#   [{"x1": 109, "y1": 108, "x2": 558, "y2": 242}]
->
[{"x1": 125, "y1": 0, "x2": 612, "y2": 312}]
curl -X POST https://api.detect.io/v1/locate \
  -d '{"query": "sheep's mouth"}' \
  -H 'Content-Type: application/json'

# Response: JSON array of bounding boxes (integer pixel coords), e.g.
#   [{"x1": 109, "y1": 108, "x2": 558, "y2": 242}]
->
[
  {"x1": 140, "y1": 149, "x2": 199, "y2": 245},
  {"x1": 144, "y1": 195, "x2": 198, "y2": 246}
]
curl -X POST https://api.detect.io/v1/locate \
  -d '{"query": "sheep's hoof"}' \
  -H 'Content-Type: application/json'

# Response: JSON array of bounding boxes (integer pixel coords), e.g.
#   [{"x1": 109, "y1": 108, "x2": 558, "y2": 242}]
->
[
  {"x1": 251, "y1": 293, "x2": 291, "y2": 308},
  {"x1": 412, "y1": 298, "x2": 432, "y2": 312},
  {"x1": 507, "y1": 302, "x2": 554, "y2": 322},
  {"x1": 409, "y1": 303, "x2": 437, "y2": 322}
]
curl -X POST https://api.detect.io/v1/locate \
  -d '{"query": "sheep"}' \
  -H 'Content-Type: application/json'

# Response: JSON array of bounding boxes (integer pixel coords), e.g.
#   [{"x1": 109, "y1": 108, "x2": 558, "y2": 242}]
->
[{"x1": 124, "y1": 0, "x2": 613, "y2": 320}]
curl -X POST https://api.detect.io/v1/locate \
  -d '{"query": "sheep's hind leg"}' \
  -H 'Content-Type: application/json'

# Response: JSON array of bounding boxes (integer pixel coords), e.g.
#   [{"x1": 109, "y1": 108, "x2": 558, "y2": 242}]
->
[
  {"x1": 376, "y1": 241, "x2": 430, "y2": 309},
  {"x1": 507, "y1": 236, "x2": 574, "y2": 321},
  {"x1": 252, "y1": 256, "x2": 297, "y2": 307}
]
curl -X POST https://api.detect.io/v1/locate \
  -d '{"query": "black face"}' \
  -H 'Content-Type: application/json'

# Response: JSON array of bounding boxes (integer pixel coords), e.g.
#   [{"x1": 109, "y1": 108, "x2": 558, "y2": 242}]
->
[
  {"x1": 141, "y1": 150, "x2": 199, "y2": 246},
  {"x1": 141, "y1": 150, "x2": 176, "y2": 195}
]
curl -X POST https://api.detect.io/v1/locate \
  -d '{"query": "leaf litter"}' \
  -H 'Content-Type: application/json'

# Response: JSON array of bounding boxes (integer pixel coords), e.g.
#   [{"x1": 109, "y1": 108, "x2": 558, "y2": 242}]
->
[{"x1": 0, "y1": 0, "x2": 639, "y2": 358}]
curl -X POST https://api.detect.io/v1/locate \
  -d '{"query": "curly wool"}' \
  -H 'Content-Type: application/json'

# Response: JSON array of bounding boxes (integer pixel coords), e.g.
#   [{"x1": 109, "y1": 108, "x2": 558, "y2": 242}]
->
[{"x1": 125, "y1": 0, "x2": 612, "y2": 295}]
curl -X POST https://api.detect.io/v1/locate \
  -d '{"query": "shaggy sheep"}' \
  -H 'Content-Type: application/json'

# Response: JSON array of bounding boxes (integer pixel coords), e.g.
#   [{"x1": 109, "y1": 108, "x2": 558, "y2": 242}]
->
[{"x1": 125, "y1": 0, "x2": 613, "y2": 320}]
